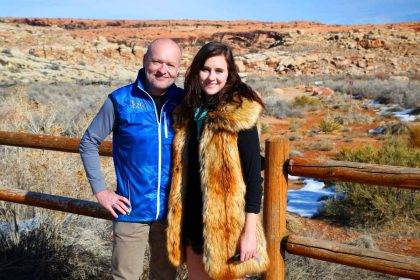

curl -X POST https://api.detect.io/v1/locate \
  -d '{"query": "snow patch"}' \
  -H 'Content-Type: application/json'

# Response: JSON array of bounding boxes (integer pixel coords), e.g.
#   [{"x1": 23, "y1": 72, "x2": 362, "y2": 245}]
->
[
  {"x1": 0, "y1": 217, "x2": 40, "y2": 235},
  {"x1": 287, "y1": 178, "x2": 336, "y2": 218},
  {"x1": 368, "y1": 100, "x2": 417, "y2": 122}
]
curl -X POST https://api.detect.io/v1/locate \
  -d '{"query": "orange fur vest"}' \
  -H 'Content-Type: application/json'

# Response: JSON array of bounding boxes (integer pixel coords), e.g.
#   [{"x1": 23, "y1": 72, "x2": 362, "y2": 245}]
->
[{"x1": 166, "y1": 98, "x2": 269, "y2": 279}]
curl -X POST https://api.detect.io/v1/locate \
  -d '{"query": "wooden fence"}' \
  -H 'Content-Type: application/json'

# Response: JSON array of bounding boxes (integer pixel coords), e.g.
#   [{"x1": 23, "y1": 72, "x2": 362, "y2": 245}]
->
[{"x1": 0, "y1": 131, "x2": 419, "y2": 279}]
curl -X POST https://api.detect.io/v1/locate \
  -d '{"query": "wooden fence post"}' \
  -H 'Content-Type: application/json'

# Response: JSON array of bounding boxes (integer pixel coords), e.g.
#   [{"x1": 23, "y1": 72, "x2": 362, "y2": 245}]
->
[{"x1": 263, "y1": 138, "x2": 289, "y2": 280}]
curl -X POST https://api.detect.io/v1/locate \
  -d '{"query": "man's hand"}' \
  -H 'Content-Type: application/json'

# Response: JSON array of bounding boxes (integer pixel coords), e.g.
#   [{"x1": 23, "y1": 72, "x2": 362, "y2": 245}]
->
[{"x1": 95, "y1": 189, "x2": 131, "y2": 218}]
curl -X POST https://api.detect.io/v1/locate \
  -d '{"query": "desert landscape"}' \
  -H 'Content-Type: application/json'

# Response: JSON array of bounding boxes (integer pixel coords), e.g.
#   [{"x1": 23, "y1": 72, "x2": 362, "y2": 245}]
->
[{"x1": 0, "y1": 17, "x2": 419, "y2": 279}]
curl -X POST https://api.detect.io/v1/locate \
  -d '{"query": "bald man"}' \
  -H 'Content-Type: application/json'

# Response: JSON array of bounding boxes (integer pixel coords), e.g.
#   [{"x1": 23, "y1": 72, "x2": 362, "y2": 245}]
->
[{"x1": 80, "y1": 39, "x2": 183, "y2": 280}]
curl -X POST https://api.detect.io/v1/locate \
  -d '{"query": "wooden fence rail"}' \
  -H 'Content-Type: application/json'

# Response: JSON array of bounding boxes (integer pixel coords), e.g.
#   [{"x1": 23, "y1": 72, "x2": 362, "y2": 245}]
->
[
  {"x1": 285, "y1": 235, "x2": 420, "y2": 279},
  {"x1": 0, "y1": 188, "x2": 111, "y2": 220},
  {"x1": 0, "y1": 131, "x2": 419, "y2": 279},
  {"x1": 288, "y1": 157, "x2": 420, "y2": 190},
  {"x1": 1, "y1": 131, "x2": 418, "y2": 188},
  {"x1": 0, "y1": 131, "x2": 112, "y2": 156}
]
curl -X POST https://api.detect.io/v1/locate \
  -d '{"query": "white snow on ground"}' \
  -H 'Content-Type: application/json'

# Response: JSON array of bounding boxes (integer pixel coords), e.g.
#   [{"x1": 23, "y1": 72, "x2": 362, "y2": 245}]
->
[
  {"x1": 369, "y1": 101, "x2": 417, "y2": 122},
  {"x1": 0, "y1": 217, "x2": 39, "y2": 235},
  {"x1": 393, "y1": 109, "x2": 417, "y2": 122},
  {"x1": 287, "y1": 176, "x2": 336, "y2": 218}
]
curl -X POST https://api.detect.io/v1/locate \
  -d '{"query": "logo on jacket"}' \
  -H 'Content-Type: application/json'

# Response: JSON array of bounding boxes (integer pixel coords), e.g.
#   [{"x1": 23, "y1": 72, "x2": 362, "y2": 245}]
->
[{"x1": 130, "y1": 100, "x2": 144, "y2": 109}]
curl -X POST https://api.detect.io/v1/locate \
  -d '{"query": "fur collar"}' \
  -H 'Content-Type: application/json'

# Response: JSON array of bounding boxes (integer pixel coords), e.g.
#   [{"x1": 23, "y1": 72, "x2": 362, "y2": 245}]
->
[{"x1": 173, "y1": 98, "x2": 263, "y2": 133}]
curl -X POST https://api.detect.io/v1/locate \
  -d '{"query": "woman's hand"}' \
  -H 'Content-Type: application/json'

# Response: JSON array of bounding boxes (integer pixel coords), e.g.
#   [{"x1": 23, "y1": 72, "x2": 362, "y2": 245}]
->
[
  {"x1": 238, "y1": 213, "x2": 258, "y2": 262},
  {"x1": 239, "y1": 229, "x2": 257, "y2": 262}
]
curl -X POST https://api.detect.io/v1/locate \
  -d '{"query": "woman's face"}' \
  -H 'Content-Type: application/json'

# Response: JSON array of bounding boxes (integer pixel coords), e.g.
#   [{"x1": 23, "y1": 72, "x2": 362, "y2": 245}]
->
[{"x1": 199, "y1": 55, "x2": 229, "y2": 96}]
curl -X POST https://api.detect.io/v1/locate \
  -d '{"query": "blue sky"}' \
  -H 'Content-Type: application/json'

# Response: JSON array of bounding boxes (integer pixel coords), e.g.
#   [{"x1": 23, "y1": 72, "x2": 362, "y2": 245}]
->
[{"x1": 0, "y1": 0, "x2": 419, "y2": 24}]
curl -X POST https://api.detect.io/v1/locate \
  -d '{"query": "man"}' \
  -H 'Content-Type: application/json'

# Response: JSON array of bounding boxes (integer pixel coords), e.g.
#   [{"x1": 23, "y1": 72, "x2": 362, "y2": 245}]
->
[{"x1": 79, "y1": 38, "x2": 183, "y2": 280}]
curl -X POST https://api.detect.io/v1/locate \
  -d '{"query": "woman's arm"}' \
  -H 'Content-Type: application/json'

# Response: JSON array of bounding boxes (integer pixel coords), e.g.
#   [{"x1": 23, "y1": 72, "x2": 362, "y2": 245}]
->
[
  {"x1": 237, "y1": 126, "x2": 263, "y2": 262},
  {"x1": 239, "y1": 212, "x2": 258, "y2": 261}
]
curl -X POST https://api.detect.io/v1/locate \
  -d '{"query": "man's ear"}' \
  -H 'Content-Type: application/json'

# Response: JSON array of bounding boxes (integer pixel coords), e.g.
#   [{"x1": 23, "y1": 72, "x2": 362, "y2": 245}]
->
[{"x1": 143, "y1": 54, "x2": 147, "y2": 67}]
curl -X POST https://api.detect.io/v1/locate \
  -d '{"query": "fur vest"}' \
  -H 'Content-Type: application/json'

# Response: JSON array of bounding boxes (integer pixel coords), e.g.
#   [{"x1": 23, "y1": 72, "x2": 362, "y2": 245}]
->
[{"x1": 166, "y1": 98, "x2": 269, "y2": 279}]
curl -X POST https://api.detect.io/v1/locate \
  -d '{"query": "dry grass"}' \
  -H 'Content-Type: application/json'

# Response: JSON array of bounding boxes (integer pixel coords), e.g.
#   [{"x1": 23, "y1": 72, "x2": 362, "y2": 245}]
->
[
  {"x1": 0, "y1": 83, "x2": 116, "y2": 279},
  {"x1": 0, "y1": 208, "x2": 111, "y2": 280},
  {"x1": 310, "y1": 138, "x2": 334, "y2": 151},
  {"x1": 321, "y1": 137, "x2": 420, "y2": 228},
  {"x1": 286, "y1": 252, "x2": 396, "y2": 280},
  {"x1": 323, "y1": 77, "x2": 419, "y2": 108}
]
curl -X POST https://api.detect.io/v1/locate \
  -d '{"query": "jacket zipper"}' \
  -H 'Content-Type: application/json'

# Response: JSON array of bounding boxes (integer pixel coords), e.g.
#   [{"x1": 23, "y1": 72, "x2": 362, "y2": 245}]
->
[
  {"x1": 141, "y1": 89, "x2": 169, "y2": 220},
  {"x1": 164, "y1": 111, "x2": 168, "y2": 139}
]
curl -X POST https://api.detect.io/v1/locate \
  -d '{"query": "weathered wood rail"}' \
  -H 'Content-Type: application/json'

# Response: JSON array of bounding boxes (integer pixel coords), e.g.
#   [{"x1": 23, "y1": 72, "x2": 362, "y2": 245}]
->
[{"x1": 0, "y1": 131, "x2": 419, "y2": 279}]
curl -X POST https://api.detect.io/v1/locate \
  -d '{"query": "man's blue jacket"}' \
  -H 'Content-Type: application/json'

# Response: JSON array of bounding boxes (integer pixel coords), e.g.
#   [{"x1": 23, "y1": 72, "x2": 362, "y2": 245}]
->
[{"x1": 110, "y1": 72, "x2": 183, "y2": 222}]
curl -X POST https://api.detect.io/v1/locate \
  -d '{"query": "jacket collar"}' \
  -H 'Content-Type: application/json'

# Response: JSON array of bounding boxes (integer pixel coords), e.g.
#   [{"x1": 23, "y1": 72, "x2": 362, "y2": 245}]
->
[{"x1": 135, "y1": 68, "x2": 181, "y2": 100}]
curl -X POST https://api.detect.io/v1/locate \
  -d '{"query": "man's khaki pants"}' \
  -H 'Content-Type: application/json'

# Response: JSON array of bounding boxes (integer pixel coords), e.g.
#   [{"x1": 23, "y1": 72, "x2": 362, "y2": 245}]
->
[{"x1": 112, "y1": 220, "x2": 177, "y2": 280}]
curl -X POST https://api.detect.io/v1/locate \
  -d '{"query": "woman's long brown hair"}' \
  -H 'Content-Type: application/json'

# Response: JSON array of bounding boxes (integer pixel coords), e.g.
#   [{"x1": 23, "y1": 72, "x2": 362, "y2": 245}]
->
[{"x1": 183, "y1": 41, "x2": 264, "y2": 111}]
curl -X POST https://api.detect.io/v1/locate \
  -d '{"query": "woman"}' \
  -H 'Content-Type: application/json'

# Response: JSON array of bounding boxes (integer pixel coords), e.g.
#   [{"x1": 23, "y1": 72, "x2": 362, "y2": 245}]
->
[{"x1": 167, "y1": 42, "x2": 269, "y2": 279}]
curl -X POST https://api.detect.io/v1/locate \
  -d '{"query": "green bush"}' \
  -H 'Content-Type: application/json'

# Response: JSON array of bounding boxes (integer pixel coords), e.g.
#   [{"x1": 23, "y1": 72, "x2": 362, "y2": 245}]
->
[
  {"x1": 292, "y1": 95, "x2": 321, "y2": 108},
  {"x1": 319, "y1": 118, "x2": 341, "y2": 133},
  {"x1": 321, "y1": 137, "x2": 420, "y2": 227}
]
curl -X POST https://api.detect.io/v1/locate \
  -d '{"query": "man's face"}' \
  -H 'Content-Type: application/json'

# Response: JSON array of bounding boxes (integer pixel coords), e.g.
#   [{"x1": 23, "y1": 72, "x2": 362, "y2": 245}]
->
[{"x1": 143, "y1": 42, "x2": 181, "y2": 95}]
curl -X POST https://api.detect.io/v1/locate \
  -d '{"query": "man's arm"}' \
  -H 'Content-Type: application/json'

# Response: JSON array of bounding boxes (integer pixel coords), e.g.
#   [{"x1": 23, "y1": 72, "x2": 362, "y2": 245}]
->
[{"x1": 79, "y1": 97, "x2": 129, "y2": 218}]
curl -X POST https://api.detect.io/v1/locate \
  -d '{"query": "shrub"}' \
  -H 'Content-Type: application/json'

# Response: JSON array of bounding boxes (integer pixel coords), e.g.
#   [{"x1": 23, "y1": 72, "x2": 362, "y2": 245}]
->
[
  {"x1": 319, "y1": 118, "x2": 341, "y2": 133},
  {"x1": 321, "y1": 137, "x2": 420, "y2": 227},
  {"x1": 292, "y1": 95, "x2": 321, "y2": 108},
  {"x1": 264, "y1": 98, "x2": 292, "y2": 118},
  {"x1": 331, "y1": 111, "x2": 374, "y2": 125},
  {"x1": 261, "y1": 122, "x2": 270, "y2": 133}
]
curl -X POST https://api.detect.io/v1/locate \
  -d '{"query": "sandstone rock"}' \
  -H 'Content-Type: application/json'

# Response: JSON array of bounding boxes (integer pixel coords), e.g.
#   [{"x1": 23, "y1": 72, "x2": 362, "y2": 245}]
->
[
  {"x1": 279, "y1": 56, "x2": 294, "y2": 66},
  {"x1": 305, "y1": 86, "x2": 314, "y2": 92},
  {"x1": 276, "y1": 64, "x2": 285, "y2": 72},
  {"x1": 28, "y1": 47, "x2": 45, "y2": 58},
  {"x1": 363, "y1": 53, "x2": 376, "y2": 60},
  {"x1": 293, "y1": 56, "x2": 306, "y2": 66},
  {"x1": 311, "y1": 86, "x2": 334, "y2": 96},
  {"x1": 359, "y1": 38, "x2": 384, "y2": 49},
  {"x1": 0, "y1": 57, "x2": 8, "y2": 66},
  {"x1": 117, "y1": 45, "x2": 132, "y2": 58},
  {"x1": 356, "y1": 60, "x2": 367, "y2": 68},
  {"x1": 132, "y1": 46, "x2": 144, "y2": 58},
  {"x1": 347, "y1": 41, "x2": 357, "y2": 49},
  {"x1": 305, "y1": 54, "x2": 319, "y2": 62},
  {"x1": 243, "y1": 53, "x2": 266, "y2": 62},
  {"x1": 332, "y1": 58, "x2": 351, "y2": 69},
  {"x1": 266, "y1": 57, "x2": 280, "y2": 68},
  {"x1": 235, "y1": 60, "x2": 246, "y2": 72},
  {"x1": 333, "y1": 56, "x2": 345, "y2": 61},
  {"x1": 283, "y1": 38, "x2": 295, "y2": 46}
]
